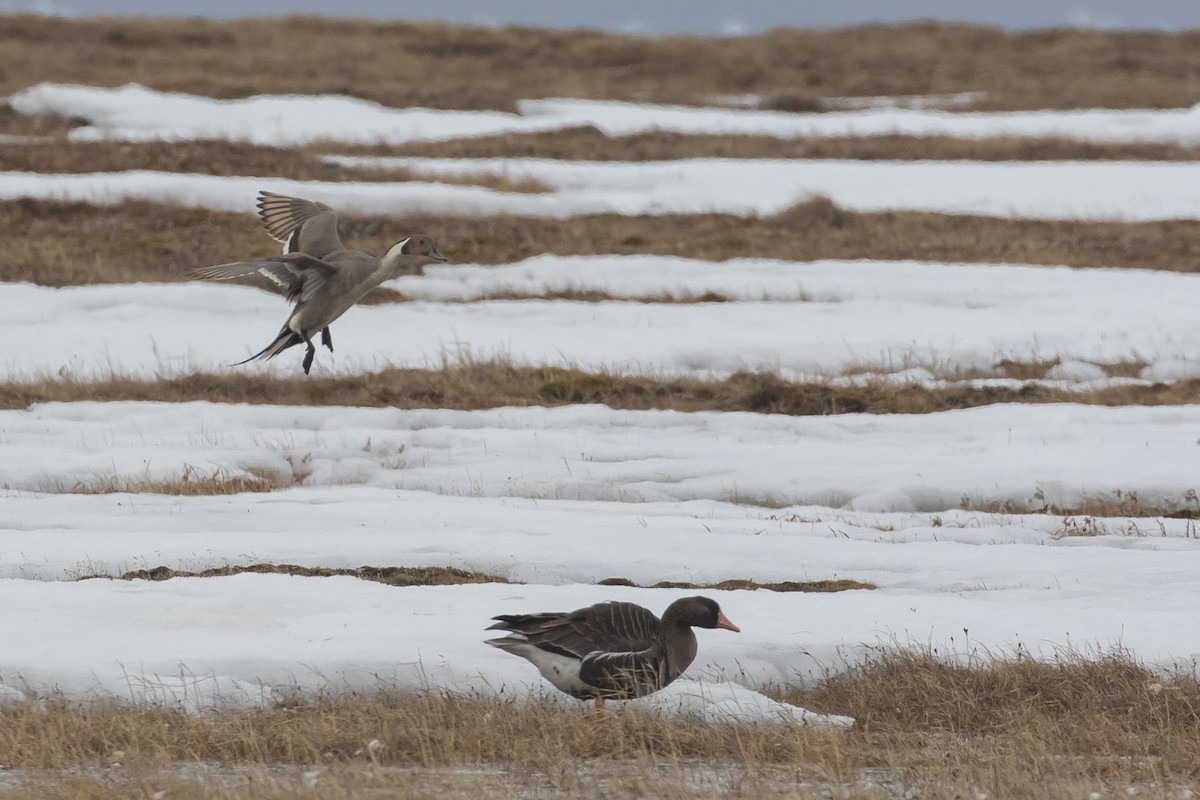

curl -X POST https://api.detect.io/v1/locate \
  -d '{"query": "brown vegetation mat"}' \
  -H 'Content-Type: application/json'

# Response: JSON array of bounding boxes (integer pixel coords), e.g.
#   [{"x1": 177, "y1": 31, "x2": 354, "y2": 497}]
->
[
  {"x1": 6, "y1": 365, "x2": 1200, "y2": 416},
  {"x1": 7, "y1": 124, "x2": 1200, "y2": 165},
  {"x1": 5, "y1": 16, "x2": 1200, "y2": 112},
  {"x1": 53, "y1": 470, "x2": 276, "y2": 496},
  {"x1": 94, "y1": 564, "x2": 874, "y2": 593},
  {"x1": 2, "y1": 651, "x2": 1197, "y2": 797},
  {"x1": 599, "y1": 577, "x2": 876, "y2": 592},
  {"x1": 0, "y1": 140, "x2": 551, "y2": 192},
  {"x1": 6, "y1": 197, "x2": 1200, "y2": 289},
  {"x1": 379, "y1": 126, "x2": 1200, "y2": 162},
  {"x1": 109, "y1": 564, "x2": 511, "y2": 587}
]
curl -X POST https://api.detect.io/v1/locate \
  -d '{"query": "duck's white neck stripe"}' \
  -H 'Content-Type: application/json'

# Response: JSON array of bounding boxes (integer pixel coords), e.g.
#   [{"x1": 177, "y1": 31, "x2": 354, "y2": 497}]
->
[{"x1": 385, "y1": 238, "x2": 411, "y2": 261}]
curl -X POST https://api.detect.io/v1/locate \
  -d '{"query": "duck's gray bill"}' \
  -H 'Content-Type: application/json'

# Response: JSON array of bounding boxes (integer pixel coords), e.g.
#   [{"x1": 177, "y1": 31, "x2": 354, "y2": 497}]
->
[{"x1": 428, "y1": 247, "x2": 448, "y2": 262}]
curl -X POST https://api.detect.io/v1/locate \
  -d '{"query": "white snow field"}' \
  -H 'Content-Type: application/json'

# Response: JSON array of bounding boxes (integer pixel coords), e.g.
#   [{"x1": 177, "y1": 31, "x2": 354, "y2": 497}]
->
[
  {"x1": 5, "y1": 401, "x2": 1200, "y2": 514},
  {"x1": 13, "y1": 83, "x2": 1200, "y2": 146},
  {"x1": 4, "y1": 400, "x2": 1200, "y2": 714},
  {"x1": 6, "y1": 157, "x2": 1200, "y2": 220},
  {"x1": 7, "y1": 83, "x2": 1200, "y2": 720},
  {"x1": 0, "y1": 258, "x2": 1194, "y2": 383}
]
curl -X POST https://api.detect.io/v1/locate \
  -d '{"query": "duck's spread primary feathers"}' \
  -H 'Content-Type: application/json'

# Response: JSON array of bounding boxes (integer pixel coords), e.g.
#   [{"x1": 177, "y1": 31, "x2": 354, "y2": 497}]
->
[
  {"x1": 486, "y1": 596, "x2": 739, "y2": 712},
  {"x1": 185, "y1": 191, "x2": 447, "y2": 375}
]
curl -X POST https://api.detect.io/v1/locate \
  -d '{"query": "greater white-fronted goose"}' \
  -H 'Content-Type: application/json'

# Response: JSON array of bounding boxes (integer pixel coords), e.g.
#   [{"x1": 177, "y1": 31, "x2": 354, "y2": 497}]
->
[
  {"x1": 186, "y1": 191, "x2": 446, "y2": 374},
  {"x1": 487, "y1": 596, "x2": 740, "y2": 713}
]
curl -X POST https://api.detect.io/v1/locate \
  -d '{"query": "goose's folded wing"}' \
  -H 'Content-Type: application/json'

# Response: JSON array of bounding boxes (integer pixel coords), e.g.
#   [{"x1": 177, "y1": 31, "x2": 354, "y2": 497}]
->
[
  {"x1": 186, "y1": 253, "x2": 338, "y2": 303},
  {"x1": 490, "y1": 602, "x2": 660, "y2": 659},
  {"x1": 257, "y1": 191, "x2": 345, "y2": 258}
]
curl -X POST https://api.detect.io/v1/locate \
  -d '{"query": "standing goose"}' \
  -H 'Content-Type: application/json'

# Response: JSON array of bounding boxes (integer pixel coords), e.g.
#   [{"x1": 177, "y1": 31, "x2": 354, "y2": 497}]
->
[
  {"x1": 186, "y1": 191, "x2": 446, "y2": 374},
  {"x1": 487, "y1": 596, "x2": 740, "y2": 713}
]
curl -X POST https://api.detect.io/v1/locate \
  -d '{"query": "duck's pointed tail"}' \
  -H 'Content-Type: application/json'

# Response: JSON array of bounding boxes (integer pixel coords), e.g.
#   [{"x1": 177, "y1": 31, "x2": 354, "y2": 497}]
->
[{"x1": 231, "y1": 326, "x2": 304, "y2": 366}]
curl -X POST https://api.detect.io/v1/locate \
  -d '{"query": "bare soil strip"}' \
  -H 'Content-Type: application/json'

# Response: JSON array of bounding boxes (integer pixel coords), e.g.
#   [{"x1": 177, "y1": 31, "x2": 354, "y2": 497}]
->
[
  {"x1": 6, "y1": 198, "x2": 1200, "y2": 290},
  {"x1": 5, "y1": 16, "x2": 1200, "y2": 111}
]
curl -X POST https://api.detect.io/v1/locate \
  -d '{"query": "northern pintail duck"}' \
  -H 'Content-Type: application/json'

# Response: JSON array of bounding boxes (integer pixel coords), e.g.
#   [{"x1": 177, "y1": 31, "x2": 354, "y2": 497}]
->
[
  {"x1": 186, "y1": 191, "x2": 446, "y2": 374},
  {"x1": 487, "y1": 596, "x2": 740, "y2": 713}
]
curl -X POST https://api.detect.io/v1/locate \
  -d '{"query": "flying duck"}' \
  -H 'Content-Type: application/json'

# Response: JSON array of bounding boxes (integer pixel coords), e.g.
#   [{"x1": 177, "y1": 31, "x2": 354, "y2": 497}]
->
[
  {"x1": 186, "y1": 191, "x2": 446, "y2": 374},
  {"x1": 487, "y1": 596, "x2": 740, "y2": 713}
]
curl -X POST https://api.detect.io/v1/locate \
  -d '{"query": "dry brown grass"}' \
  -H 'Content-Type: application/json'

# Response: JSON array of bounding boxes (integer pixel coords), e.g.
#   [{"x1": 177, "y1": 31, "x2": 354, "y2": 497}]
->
[
  {"x1": 966, "y1": 486, "x2": 1200, "y2": 521},
  {"x1": 597, "y1": 577, "x2": 877, "y2": 593},
  {"x1": 3, "y1": 364, "x2": 1200, "y2": 417},
  {"x1": 377, "y1": 126, "x2": 1200, "y2": 161},
  {"x1": 0, "y1": 140, "x2": 552, "y2": 192},
  {"x1": 86, "y1": 564, "x2": 874, "y2": 593},
  {"x1": 3, "y1": 650, "x2": 1199, "y2": 798},
  {"x1": 1, "y1": 764, "x2": 841, "y2": 799},
  {"x1": 8, "y1": 119, "x2": 1200, "y2": 165},
  {"x1": 38, "y1": 466, "x2": 278, "y2": 496},
  {"x1": 5, "y1": 16, "x2": 1200, "y2": 112},
  {"x1": 6, "y1": 197, "x2": 1200, "y2": 290},
  {"x1": 106, "y1": 563, "x2": 512, "y2": 587},
  {"x1": 0, "y1": 104, "x2": 78, "y2": 138},
  {"x1": 791, "y1": 648, "x2": 1200, "y2": 748}
]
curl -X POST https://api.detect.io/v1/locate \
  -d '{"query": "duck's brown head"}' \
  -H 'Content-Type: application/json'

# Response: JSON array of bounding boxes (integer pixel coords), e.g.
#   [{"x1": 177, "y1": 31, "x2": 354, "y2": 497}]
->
[
  {"x1": 664, "y1": 596, "x2": 740, "y2": 632},
  {"x1": 384, "y1": 235, "x2": 447, "y2": 276}
]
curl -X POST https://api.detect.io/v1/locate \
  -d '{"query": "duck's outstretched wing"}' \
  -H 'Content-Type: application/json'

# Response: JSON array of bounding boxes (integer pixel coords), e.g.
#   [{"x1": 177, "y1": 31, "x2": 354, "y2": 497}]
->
[
  {"x1": 257, "y1": 191, "x2": 345, "y2": 258},
  {"x1": 186, "y1": 252, "x2": 337, "y2": 303}
]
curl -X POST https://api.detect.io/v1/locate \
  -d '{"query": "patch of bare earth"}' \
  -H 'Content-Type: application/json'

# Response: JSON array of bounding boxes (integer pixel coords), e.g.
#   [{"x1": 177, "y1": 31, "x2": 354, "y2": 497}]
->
[
  {"x1": 4, "y1": 17, "x2": 1200, "y2": 111},
  {"x1": 2, "y1": 651, "x2": 1198, "y2": 798},
  {"x1": 5, "y1": 198, "x2": 1200, "y2": 290}
]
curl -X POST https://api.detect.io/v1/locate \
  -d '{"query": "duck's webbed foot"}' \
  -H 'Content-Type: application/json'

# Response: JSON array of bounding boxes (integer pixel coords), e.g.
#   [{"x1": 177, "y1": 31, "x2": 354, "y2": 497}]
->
[
  {"x1": 321, "y1": 327, "x2": 333, "y2": 352},
  {"x1": 301, "y1": 331, "x2": 317, "y2": 375}
]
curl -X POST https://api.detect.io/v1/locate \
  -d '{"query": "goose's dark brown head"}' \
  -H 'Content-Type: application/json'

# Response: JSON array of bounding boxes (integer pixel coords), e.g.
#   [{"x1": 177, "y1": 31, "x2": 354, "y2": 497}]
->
[{"x1": 663, "y1": 596, "x2": 740, "y2": 632}]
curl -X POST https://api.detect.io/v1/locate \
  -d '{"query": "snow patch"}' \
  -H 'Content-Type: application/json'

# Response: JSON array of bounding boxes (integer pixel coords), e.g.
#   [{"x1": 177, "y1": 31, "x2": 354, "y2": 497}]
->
[{"x1": 14, "y1": 83, "x2": 1200, "y2": 146}]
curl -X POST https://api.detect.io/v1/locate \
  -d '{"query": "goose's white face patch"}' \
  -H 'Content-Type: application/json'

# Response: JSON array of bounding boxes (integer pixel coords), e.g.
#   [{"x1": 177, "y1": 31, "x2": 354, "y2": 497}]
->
[{"x1": 493, "y1": 640, "x2": 591, "y2": 695}]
